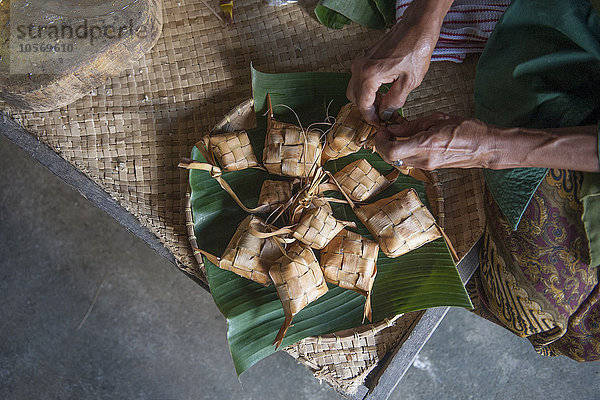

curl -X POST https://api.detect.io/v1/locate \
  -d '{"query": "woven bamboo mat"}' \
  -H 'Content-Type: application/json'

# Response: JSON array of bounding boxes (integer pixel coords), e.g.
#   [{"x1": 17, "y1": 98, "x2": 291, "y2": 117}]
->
[
  {"x1": 1, "y1": 0, "x2": 384, "y2": 282},
  {"x1": 1, "y1": 0, "x2": 485, "y2": 394}
]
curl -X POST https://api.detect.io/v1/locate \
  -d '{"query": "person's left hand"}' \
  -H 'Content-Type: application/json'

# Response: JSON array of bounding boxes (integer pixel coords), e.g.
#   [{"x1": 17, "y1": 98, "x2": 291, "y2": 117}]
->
[{"x1": 374, "y1": 112, "x2": 497, "y2": 170}]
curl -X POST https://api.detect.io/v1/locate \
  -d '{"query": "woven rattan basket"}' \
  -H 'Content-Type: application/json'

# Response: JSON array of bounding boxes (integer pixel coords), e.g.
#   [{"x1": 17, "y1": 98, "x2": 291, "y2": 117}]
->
[{"x1": 184, "y1": 98, "x2": 481, "y2": 395}]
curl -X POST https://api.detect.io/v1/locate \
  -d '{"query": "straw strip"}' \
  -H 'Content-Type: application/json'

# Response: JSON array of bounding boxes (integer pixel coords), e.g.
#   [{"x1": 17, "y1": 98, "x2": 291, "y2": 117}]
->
[{"x1": 178, "y1": 160, "x2": 271, "y2": 214}]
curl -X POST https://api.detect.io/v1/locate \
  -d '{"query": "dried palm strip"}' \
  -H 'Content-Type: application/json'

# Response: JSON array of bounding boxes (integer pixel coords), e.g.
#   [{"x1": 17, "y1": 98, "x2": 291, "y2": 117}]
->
[
  {"x1": 292, "y1": 206, "x2": 355, "y2": 250},
  {"x1": 203, "y1": 131, "x2": 259, "y2": 172},
  {"x1": 263, "y1": 94, "x2": 322, "y2": 178},
  {"x1": 320, "y1": 229, "x2": 378, "y2": 322},
  {"x1": 331, "y1": 159, "x2": 400, "y2": 202},
  {"x1": 395, "y1": 166, "x2": 432, "y2": 184},
  {"x1": 270, "y1": 243, "x2": 328, "y2": 349},
  {"x1": 258, "y1": 180, "x2": 293, "y2": 212},
  {"x1": 220, "y1": 215, "x2": 286, "y2": 286},
  {"x1": 322, "y1": 103, "x2": 376, "y2": 162},
  {"x1": 288, "y1": 167, "x2": 329, "y2": 223},
  {"x1": 178, "y1": 160, "x2": 271, "y2": 214}
]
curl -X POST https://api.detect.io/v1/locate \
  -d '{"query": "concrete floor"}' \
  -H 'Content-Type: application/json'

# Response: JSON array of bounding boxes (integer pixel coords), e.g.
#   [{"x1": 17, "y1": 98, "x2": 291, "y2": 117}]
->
[{"x1": 1, "y1": 134, "x2": 599, "y2": 400}]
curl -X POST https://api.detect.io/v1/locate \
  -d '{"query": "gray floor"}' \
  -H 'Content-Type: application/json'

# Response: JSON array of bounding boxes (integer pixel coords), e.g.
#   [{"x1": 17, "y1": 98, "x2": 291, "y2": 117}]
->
[{"x1": 1, "y1": 133, "x2": 599, "y2": 400}]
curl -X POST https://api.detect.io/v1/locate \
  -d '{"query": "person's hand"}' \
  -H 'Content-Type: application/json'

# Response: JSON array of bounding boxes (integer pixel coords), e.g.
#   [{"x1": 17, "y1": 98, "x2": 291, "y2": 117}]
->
[
  {"x1": 374, "y1": 113, "x2": 497, "y2": 170},
  {"x1": 346, "y1": 0, "x2": 453, "y2": 124},
  {"x1": 375, "y1": 113, "x2": 600, "y2": 172}
]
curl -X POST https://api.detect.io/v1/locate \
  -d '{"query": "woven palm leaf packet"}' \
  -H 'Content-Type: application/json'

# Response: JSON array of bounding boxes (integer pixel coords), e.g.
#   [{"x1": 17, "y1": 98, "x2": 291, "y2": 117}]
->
[
  {"x1": 258, "y1": 180, "x2": 294, "y2": 212},
  {"x1": 322, "y1": 97, "x2": 407, "y2": 162},
  {"x1": 203, "y1": 130, "x2": 259, "y2": 172},
  {"x1": 353, "y1": 189, "x2": 443, "y2": 258},
  {"x1": 333, "y1": 158, "x2": 399, "y2": 202},
  {"x1": 270, "y1": 242, "x2": 329, "y2": 349},
  {"x1": 292, "y1": 205, "x2": 354, "y2": 250},
  {"x1": 220, "y1": 215, "x2": 284, "y2": 286},
  {"x1": 322, "y1": 102, "x2": 376, "y2": 162},
  {"x1": 263, "y1": 95, "x2": 322, "y2": 178},
  {"x1": 186, "y1": 68, "x2": 472, "y2": 376},
  {"x1": 320, "y1": 229, "x2": 378, "y2": 321}
]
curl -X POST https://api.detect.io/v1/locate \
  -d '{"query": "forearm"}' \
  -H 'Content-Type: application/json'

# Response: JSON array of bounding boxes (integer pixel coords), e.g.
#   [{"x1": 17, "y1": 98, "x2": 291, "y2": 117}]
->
[
  {"x1": 382, "y1": 0, "x2": 453, "y2": 58},
  {"x1": 402, "y1": 0, "x2": 454, "y2": 28},
  {"x1": 488, "y1": 125, "x2": 600, "y2": 172}
]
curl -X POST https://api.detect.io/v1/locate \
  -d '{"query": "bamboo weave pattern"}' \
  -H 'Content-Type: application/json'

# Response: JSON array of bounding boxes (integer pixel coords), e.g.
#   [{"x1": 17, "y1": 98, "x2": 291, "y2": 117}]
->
[
  {"x1": 355, "y1": 189, "x2": 442, "y2": 258},
  {"x1": 204, "y1": 131, "x2": 259, "y2": 171},
  {"x1": 263, "y1": 120, "x2": 322, "y2": 178},
  {"x1": 334, "y1": 159, "x2": 390, "y2": 202}
]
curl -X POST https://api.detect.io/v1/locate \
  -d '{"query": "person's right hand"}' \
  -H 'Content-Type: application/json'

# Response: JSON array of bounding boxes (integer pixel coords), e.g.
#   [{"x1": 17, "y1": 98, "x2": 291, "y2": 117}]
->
[{"x1": 346, "y1": 0, "x2": 452, "y2": 124}]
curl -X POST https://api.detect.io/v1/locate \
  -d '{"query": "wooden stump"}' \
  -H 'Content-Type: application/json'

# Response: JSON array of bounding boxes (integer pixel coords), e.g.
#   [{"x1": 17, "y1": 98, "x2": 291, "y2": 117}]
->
[{"x1": 0, "y1": 0, "x2": 162, "y2": 111}]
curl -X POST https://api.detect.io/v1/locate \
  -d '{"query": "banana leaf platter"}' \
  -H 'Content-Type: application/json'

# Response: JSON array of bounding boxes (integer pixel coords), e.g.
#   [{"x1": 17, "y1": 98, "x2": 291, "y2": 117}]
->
[{"x1": 187, "y1": 66, "x2": 472, "y2": 375}]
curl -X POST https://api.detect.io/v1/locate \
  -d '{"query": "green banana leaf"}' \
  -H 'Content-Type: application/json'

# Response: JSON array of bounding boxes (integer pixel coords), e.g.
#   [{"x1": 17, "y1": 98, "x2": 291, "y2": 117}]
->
[
  {"x1": 315, "y1": 0, "x2": 385, "y2": 30},
  {"x1": 372, "y1": 0, "x2": 397, "y2": 27},
  {"x1": 314, "y1": 5, "x2": 352, "y2": 30},
  {"x1": 189, "y1": 67, "x2": 472, "y2": 375},
  {"x1": 315, "y1": 0, "x2": 397, "y2": 30}
]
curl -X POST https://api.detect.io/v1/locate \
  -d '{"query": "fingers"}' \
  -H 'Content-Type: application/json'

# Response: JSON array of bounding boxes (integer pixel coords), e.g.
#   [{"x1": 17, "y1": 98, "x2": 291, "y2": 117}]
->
[
  {"x1": 374, "y1": 128, "x2": 402, "y2": 164},
  {"x1": 379, "y1": 75, "x2": 413, "y2": 120},
  {"x1": 386, "y1": 112, "x2": 449, "y2": 137},
  {"x1": 347, "y1": 77, "x2": 381, "y2": 125},
  {"x1": 347, "y1": 54, "x2": 385, "y2": 125}
]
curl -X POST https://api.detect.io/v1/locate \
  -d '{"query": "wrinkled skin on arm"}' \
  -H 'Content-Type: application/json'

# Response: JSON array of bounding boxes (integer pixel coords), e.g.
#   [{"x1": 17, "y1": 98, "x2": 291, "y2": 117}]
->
[{"x1": 374, "y1": 113, "x2": 600, "y2": 172}]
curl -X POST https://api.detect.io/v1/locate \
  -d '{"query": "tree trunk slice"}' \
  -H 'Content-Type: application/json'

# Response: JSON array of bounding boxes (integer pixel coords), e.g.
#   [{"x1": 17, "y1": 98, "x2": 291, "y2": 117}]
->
[{"x1": 0, "y1": 0, "x2": 162, "y2": 111}]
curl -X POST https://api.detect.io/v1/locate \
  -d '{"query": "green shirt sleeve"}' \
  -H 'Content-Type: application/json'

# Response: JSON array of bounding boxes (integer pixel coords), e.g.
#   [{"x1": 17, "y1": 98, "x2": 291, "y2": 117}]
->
[
  {"x1": 597, "y1": 120, "x2": 600, "y2": 169},
  {"x1": 581, "y1": 171, "x2": 600, "y2": 267}
]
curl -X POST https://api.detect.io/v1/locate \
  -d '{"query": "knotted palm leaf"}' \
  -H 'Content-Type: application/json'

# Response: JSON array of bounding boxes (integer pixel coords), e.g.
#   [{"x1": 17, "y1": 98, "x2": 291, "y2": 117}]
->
[
  {"x1": 204, "y1": 131, "x2": 259, "y2": 172},
  {"x1": 269, "y1": 243, "x2": 328, "y2": 348},
  {"x1": 354, "y1": 189, "x2": 442, "y2": 258},
  {"x1": 221, "y1": 215, "x2": 284, "y2": 285},
  {"x1": 320, "y1": 229, "x2": 378, "y2": 321}
]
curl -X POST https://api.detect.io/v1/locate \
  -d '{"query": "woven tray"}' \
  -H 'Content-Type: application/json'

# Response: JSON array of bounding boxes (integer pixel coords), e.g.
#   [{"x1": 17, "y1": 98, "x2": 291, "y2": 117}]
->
[{"x1": 184, "y1": 97, "x2": 484, "y2": 395}]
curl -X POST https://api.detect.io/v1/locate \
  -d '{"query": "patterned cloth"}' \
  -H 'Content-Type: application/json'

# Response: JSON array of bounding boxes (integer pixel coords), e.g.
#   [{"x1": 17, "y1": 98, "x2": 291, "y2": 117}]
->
[
  {"x1": 470, "y1": 170, "x2": 600, "y2": 360},
  {"x1": 395, "y1": 0, "x2": 511, "y2": 63},
  {"x1": 468, "y1": 0, "x2": 600, "y2": 361}
]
